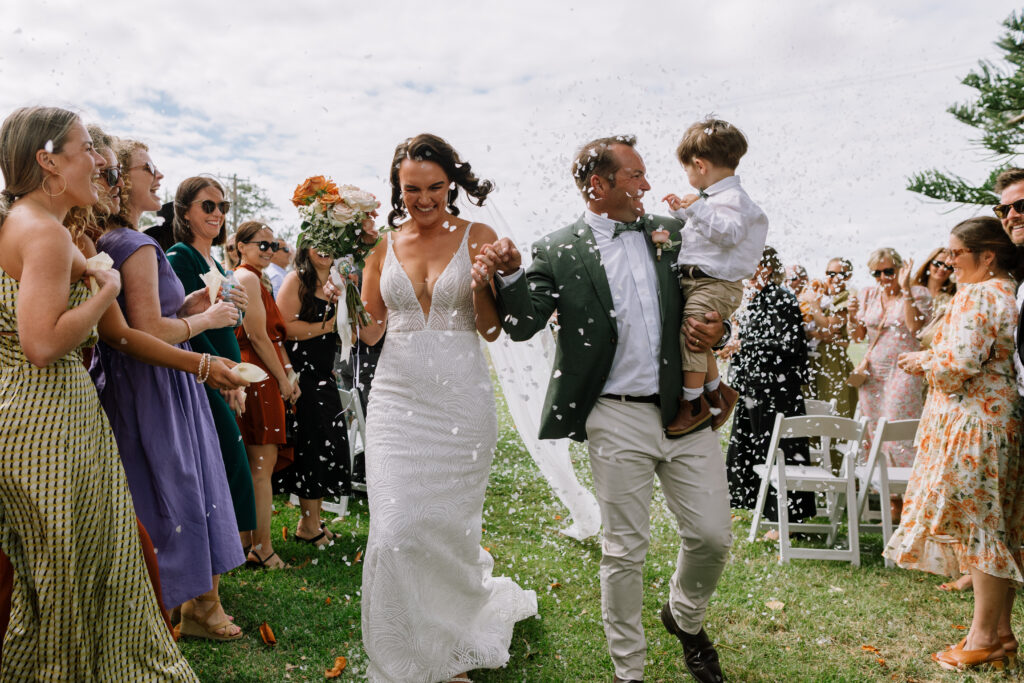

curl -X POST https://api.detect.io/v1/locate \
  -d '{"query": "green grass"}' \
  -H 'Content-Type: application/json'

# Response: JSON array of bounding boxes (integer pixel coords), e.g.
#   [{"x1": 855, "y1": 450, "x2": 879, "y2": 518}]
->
[{"x1": 181, "y1": 362, "x2": 1023, "y2": 682}]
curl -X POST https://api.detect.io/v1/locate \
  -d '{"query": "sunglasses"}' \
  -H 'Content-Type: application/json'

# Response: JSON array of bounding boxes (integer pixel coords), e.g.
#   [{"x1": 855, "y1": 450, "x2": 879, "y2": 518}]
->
[
  {"x1": 100, "y1": 166, "x2": 122, "y2": 187},
  {"x1": 930, "y1": 260, "x2": 953, "y2": 271},
  {"x1": 193, "y1": 199, "x2": 231, "y2": 215},
  {"x1": 947, "y1": 247, "x2": 972, "y2": 259},
  {"x1": 993, "y1": 199, "x2": 1024, "y2": 219},
  {"x1": 870, "y1": 268, "x2": 896, "y2": 278},
  {"x1": 129, "y1": 161, "x2": 159, "y2": 177},
  {"x1": 825, "y1": 270, "x2": 848, "y2": 279},
  {"x1": 243, "y1": 240, "x2": 282, "y2": 253}
]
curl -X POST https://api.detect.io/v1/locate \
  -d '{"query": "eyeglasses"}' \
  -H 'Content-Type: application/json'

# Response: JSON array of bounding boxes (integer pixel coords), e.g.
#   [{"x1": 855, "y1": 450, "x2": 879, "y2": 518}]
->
[
  {"x1": 930, "y1": 260, "x2": 953, "y2": 271},
  {"x1": 243, "y1": 240, "x2": 282, "y2": 253},
  {"x1": 192, "y1": 199, "x2": 231, "y2": 215},
  {"x1": 100, "y1": 166, "x2": 122, "y2": 187},
  {"x1": 947, "y1": 247, "x2": 972, "y2": 259},
  {"x1": 129, "y1": 161, "x2": 159, "y2": 177},
  {"x1": 993, "y1": 199, "x2": 1024, "y2": 219},
  {"x1": 870, "y1": 268, "x2": 896, "y2": 278},
  {"x1": 825, "y1": 270, "x2": 848, "y2": 279}
]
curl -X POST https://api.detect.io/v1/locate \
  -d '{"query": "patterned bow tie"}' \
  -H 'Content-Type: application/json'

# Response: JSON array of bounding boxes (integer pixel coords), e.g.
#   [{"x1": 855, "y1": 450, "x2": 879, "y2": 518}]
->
[
  {"x1": 612, "y1": 216, "x2": 650, "y2": 238},
  {"x1": 698, "y1": 189, "x2": 710, "y2": 199}
]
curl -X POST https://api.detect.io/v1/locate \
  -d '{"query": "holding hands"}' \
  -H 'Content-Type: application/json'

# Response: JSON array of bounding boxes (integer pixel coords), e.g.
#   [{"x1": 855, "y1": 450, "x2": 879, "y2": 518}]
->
[{"x1": 472, "y1": 238, "x2": 522, "y2": 290}]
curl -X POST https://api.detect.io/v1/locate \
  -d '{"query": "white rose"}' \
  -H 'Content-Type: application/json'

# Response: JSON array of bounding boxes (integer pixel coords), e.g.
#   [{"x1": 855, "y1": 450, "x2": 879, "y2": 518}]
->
[
  {"x1": 340, "y1": 186, "x2": 379, "y2": 213},
  {"x1": 330, "y1": 202, "x2": 357, "y2": 225}
]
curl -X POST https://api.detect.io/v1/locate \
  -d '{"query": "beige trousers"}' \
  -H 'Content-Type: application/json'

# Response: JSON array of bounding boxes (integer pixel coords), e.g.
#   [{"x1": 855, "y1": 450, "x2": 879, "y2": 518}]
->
[
  {"x1": 586, "y1": 398, "x2": 733, "y2": 680},
  {"x1": 678, "y1": 276, "x2": 744, "y2": 373}
]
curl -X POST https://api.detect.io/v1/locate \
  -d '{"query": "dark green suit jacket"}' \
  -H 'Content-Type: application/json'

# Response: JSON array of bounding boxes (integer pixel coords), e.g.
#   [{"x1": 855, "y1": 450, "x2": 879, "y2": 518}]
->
[{"x1": 498, "y1": 214, "x2": 685, "y2": 442}]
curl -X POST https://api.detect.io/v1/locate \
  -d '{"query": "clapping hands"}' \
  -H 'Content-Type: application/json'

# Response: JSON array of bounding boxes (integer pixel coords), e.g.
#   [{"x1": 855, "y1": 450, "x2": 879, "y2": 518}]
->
[{"x1": 472, "y1": 238, "x2": 522, "y2": 290}]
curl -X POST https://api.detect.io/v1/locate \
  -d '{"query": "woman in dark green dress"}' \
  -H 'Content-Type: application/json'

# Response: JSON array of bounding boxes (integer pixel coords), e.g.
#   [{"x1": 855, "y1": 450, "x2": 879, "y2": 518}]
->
[{"x1": 166, "y1": 176, "x2": 257, "y2": 535}]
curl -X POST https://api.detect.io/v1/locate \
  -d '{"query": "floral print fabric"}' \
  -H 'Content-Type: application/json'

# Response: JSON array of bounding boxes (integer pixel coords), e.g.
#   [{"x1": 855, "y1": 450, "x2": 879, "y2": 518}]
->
[
  {"x1": 855, "y1": 285, "x2": 931, "y2": 467},
  {"x1": 883, "y1": 279, "x2": 1024, "y2": 581}
]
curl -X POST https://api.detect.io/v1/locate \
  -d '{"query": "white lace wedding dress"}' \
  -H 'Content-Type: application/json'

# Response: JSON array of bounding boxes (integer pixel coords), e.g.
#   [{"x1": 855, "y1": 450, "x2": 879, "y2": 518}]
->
[{"x1": 362, "y1": 226, "x2": 538, "y2": 683}]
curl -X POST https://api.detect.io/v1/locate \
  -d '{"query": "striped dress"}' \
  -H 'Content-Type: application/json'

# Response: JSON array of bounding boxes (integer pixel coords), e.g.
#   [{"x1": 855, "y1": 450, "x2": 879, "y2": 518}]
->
[{"x1": 0, "y1": 269, "x2": 194, "y2": 681}]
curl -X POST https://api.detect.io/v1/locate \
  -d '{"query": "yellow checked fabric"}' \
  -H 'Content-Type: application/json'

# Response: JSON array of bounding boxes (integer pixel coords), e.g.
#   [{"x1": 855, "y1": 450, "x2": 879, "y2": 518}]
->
[{"x1": 0, "y1": 270, "x2": 194, "y2": 681}]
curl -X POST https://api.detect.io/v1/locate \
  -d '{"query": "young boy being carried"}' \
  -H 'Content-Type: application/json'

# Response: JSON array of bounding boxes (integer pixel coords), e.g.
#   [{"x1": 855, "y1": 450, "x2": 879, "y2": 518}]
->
[{"x1": 662, "y1": 118, "x2": 769, "y2": 436}]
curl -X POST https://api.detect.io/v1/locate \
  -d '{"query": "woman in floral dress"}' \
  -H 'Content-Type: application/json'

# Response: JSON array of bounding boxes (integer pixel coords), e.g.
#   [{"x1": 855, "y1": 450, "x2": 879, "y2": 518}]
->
[{"x1": 885, "y1": 217, "x2": 1024, "y2": 671}]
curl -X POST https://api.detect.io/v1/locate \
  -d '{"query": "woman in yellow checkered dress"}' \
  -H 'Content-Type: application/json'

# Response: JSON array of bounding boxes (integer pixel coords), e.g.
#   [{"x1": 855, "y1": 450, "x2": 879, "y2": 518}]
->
[{"x1": 0, "y1": 107, "x2": 194, "y2": 680}]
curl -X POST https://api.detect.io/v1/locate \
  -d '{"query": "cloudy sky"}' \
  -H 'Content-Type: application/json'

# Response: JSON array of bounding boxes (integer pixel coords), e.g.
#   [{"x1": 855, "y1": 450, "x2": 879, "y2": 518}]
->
[{"x1": 1, "y1": 1, "x2": 1021, "y2": 290}]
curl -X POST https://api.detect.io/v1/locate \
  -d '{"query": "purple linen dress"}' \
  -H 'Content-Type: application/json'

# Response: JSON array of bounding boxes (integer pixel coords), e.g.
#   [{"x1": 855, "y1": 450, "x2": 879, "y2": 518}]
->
[{"x1": 90, "y1": 228, "x2": 243, "y2": 607}]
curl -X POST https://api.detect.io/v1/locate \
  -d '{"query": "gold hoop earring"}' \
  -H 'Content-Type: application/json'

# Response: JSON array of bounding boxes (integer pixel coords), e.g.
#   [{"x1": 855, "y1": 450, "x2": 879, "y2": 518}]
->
[{"x1": 41, "y1": 173, "x2": 67, "y2": 198}]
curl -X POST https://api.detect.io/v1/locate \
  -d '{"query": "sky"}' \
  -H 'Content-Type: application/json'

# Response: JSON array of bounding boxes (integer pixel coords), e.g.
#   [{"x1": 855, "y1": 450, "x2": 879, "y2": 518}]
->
[{"x1": 1, "y1": 0, "x2": 1022, "y2": 292}]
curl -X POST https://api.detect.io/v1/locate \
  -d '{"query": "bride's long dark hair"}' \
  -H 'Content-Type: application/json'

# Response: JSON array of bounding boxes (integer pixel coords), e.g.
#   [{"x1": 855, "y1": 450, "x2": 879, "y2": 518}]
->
[
  {"x1": 387, "y1": 133, "x2": 494, "y2": 228},
  {"x1": 294, "y1": 246, "x2": 326, "y2": 322}
]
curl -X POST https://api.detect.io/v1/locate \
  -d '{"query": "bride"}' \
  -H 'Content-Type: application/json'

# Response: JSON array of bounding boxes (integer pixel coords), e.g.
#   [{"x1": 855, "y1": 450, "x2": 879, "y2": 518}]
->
[{"x1": 349, "y1": 133, "x2": 537, "y2": 682}]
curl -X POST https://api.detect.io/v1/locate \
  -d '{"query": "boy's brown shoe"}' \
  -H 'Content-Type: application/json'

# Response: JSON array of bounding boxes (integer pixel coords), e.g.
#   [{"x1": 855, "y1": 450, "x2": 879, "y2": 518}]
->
[
  {"x1": 665, "y1": 396, "x2": 711, "y2": 438},
  {"x1": 707, "y1": 382, "x2": 739, "y2": 430}
]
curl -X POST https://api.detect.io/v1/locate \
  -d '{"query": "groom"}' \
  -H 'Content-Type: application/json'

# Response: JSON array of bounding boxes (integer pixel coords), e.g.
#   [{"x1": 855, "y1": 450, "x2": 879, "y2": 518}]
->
[{"x1": 477, "y1": 136, "x2": 732, "y2": 683}]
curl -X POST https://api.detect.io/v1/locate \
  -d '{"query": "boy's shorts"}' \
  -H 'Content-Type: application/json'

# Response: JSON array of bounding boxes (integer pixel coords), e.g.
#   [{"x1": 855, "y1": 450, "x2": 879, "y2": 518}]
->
[{"x1": 678, "y1": 274, "x2": 744, "y2": 374}]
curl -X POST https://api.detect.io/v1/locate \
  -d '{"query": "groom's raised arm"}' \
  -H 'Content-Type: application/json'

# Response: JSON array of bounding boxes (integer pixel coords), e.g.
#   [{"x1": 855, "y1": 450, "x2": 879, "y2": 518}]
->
[{"x1": 491, "y1": 242, "x2": 558, "y2": 342}]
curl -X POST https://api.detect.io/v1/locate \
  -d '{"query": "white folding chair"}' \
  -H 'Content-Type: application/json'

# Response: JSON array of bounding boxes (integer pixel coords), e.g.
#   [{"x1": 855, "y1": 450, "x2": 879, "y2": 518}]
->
[
  {"x1": 855, "y1": 417, "x2": 918, "y2": 567},
  {"x1": 748, "y1": 413, "x2": 868, "y2": 566},
  {"x1": 338, "y1": 386, "x2": 368, "y2": 497},
  {"x1": 804, "y1": 398, "x2": 838, "y2": 417}
]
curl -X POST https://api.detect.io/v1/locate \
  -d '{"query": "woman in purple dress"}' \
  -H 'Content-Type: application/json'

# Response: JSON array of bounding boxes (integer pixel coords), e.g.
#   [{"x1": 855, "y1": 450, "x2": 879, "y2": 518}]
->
[{"x1": 91, "y1": 138, "x2": 245, "y2": 641}]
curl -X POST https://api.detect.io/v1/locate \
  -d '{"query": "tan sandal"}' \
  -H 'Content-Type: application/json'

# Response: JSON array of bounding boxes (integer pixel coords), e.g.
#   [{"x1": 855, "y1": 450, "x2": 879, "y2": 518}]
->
[{"x1": 179, "y1": 597, "x2": 243, "y2": 642}]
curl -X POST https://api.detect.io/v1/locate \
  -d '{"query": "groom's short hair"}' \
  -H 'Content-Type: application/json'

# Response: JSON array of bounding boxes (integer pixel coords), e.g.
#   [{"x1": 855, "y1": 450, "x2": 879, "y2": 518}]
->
[{"x1": 572, "y1": 135, "x2": 637, "y2": 199}]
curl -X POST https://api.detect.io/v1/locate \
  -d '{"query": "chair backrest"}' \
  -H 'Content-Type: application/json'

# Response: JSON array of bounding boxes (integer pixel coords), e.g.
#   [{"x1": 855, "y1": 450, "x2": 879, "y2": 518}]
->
[
  {"x1": 775, "y1": 414, "x2": 866, "y2": 442},
  {"x1": 875, "y1": 417, "x2": 919, "y2": 444},
  {"x1": 804, "y1": 398, "x2": 838, "y2": 416}
]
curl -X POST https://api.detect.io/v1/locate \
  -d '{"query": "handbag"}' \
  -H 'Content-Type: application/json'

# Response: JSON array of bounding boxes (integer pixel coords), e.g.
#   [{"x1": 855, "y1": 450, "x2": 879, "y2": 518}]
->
[{"x1": 846, "y1": 298, "x2": 890, "y2": 388}]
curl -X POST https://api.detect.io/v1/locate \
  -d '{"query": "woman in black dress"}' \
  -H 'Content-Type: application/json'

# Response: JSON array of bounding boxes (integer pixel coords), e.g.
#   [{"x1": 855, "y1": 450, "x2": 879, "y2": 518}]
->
[
  {"x1": 725, "y1": 246, "x2": 816, "y2": 525},
  {"x1": 275, "y1": 245, "x2": 351, "y2": 545}
]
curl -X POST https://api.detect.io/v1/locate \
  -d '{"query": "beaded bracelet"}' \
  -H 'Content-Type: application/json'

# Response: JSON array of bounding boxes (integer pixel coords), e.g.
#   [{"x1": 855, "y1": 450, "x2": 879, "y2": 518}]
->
[{"x1": 196, "y1": 353, "x2": 212, "y2": 383}]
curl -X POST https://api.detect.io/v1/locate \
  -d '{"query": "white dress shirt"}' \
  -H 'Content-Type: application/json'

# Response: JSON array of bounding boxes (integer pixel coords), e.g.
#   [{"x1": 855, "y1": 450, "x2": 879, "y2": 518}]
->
[
  {"x1": 669, "y1": 175, "x2": 769, "y2": 281},
  {"x1": 265, "y1": 263, "x2": 287, "y2": 299},
  {"x1": 583, "y1": 210, "x2": 663, "y2": 396}
]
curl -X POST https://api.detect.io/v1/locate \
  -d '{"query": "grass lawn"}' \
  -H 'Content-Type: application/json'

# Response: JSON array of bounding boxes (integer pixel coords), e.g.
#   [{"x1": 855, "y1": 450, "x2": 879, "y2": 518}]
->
[{"x1": 180, "y1": 353, "x2": 1022, "y2": 682}]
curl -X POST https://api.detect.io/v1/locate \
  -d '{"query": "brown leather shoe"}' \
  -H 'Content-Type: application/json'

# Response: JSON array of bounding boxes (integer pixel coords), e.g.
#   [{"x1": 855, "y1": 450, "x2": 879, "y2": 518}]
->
[
  {"x1": 706, "y1": 382, "x2": 739, "y2": 430},
  {"x1": 612, "y1": 677, "x2": 643, "y2": 683},
  {"x1": 934, "y1": 639, "x2": 1007, "y2": 671},
  {"x1": 666, "y1": 396, "x2": 711, "y2": 438}
]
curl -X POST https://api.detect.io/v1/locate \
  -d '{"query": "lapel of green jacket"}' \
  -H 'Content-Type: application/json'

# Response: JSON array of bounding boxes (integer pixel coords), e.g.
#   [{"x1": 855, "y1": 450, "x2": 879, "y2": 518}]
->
[{"x1": 569, "y1": 217, "x2": 615, "y2": 327}]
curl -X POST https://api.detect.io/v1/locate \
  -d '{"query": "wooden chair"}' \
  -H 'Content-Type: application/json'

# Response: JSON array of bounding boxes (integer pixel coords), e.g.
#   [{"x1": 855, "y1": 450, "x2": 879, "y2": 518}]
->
[
  {"x1": 855, "y1": 417, "x2": 918, "y2": 567},
  {"x1": 748, "y1": 413, "x2": 868, "y2": 565}
]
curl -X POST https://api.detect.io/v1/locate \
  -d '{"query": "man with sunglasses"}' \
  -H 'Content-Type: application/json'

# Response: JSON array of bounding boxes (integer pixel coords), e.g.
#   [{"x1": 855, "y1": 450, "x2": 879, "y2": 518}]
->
[
  {"x1": 993, "y1": 168, "x2": 1024, "y2": 395},
  {"x1": 265, "y1": 239, "x2": 292, "y2": 298}
]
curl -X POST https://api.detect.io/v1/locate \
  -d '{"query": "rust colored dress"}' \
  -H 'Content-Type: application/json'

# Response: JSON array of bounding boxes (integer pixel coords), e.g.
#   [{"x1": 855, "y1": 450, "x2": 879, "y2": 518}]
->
[{"x1": 234, "y1": 264, "x2": 293, "y2": 471}]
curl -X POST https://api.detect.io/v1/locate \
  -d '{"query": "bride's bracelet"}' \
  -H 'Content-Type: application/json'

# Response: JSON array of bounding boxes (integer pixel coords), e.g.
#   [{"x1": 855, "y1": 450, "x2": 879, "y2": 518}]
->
[{"x1": 195, "y1": 353, "x2": 212, "y2": 383}]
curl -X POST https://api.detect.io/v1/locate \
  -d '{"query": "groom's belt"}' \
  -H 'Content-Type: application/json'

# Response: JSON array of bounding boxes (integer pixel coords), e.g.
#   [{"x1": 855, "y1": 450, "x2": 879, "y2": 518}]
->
[
  {"x1": 677, "y1": 264, "x2": 713, "y2": 279},
  {"x1": 600, "y1": 393, "x2": 661, "y2": 406}
]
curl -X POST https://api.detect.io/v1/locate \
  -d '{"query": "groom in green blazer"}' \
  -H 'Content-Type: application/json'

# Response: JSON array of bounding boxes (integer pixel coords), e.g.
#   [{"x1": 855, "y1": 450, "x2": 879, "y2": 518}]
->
[{"x1": 479, "y1": 136, "x2": 732, "y2": 683}]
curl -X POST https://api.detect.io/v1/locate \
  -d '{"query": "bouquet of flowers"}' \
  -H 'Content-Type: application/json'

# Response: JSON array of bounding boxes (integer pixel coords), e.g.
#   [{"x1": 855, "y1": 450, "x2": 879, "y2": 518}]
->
[{"x1": 291, "y1": 176, "x2": 381, "y2": 345}]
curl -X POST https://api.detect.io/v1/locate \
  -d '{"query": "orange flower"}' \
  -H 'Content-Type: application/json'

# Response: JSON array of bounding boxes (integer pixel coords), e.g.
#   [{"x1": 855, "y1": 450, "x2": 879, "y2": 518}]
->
[
  {"x1": 318, "y1": 183, "x2": 342, "y2": 206},
  {"x1": 292, "y1": 175, "x2": 331, "y2": 206},
  {"x1": 259, "y1": 621, "x2": 277, "y2": 646},
  {"x1": 325, "y1": 656, "x2": 347, "y2": 678}
]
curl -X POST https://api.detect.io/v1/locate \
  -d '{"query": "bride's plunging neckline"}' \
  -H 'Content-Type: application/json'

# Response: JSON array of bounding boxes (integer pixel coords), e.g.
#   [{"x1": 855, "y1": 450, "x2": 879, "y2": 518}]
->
[{"x1": 390, "y1": 225, "x2": 471, "y2": 326}]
